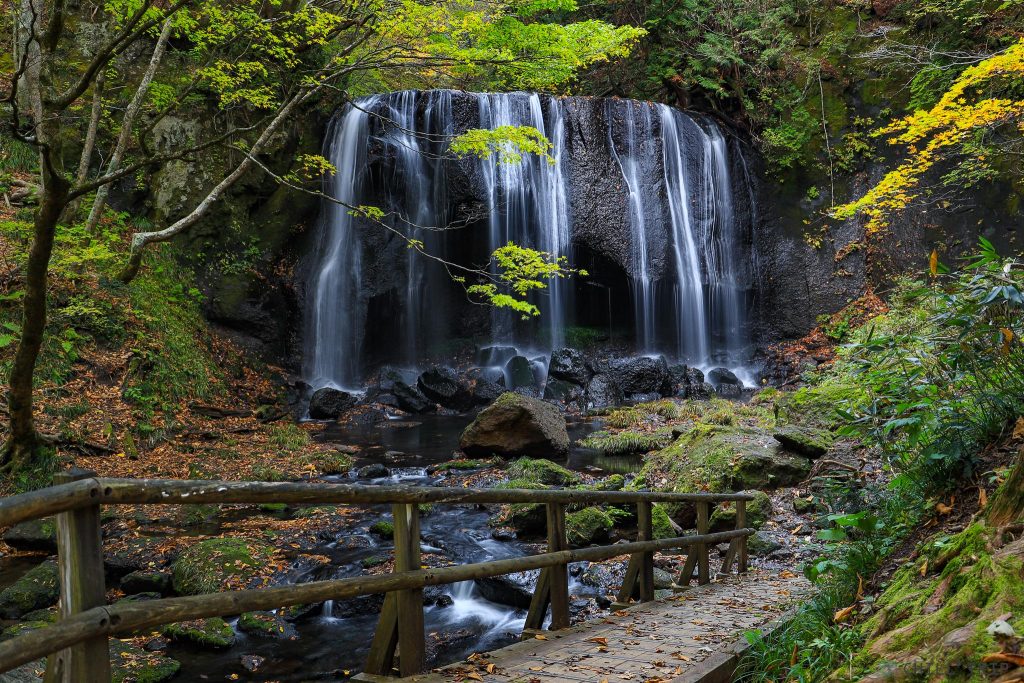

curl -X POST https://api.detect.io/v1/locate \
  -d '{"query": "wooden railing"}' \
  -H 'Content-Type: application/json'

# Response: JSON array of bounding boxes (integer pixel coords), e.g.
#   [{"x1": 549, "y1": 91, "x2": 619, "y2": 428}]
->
[{"x1": 0, "y1": 469, "x2": 753, "y2": 682}]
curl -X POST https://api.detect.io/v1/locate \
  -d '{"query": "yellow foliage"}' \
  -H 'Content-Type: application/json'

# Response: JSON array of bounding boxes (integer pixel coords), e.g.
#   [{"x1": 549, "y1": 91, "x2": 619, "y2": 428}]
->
[{"x1": 833, "y1": 40, "x2": 1024, "y2": 232}]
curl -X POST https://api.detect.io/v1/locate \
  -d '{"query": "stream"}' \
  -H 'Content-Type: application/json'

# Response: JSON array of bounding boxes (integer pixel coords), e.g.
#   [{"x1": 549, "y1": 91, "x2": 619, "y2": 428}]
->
[{"x1": 165, "y1": 413, "x2": 622, "y2": 681}]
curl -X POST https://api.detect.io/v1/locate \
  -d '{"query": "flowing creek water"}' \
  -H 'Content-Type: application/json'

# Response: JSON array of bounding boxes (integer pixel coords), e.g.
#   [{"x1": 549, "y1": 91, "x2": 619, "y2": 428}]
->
[{"x1": 161, "y1": 414, "x2": 621, "y2": 681}]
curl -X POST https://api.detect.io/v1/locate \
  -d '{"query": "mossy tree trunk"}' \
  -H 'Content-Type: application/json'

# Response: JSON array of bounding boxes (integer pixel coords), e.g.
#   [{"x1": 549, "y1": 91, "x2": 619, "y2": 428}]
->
[{"x1": 987, "y1": 445, "x2": 1024, "y2": 527}]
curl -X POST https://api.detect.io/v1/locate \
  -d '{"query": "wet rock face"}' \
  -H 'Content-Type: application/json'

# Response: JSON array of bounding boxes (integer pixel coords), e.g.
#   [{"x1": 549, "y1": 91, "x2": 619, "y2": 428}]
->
[
  {"x1": 598, "y1": 356, "x2": 672, "y2": 397},
  {"x1": 417, "y1": 366, "x2": 473, "y2": 412},
  {"x1": 0, "y1": 560, "x2": 59, "y2": 619},
  {"x1": 308, "y1": 388, "x2": 359, "y2": 419},
  {"x1": 460, "y1": 392, "x2": 570, "y2": 458},
  {"x1": 549, "y1": 347, "x2": 590, "y2": 386},
  {"x1": 376, "y1": 366, "x2": 434, "y2": 413},
  {"x1": 474, "y1": 572, "x2": 537, "y2": 609}
]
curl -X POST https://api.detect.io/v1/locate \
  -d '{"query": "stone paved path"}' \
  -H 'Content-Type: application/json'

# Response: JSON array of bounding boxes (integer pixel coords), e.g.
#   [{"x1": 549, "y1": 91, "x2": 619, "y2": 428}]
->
[{"x1": 398, "y1": 569, "x2": 809, "y2": 683}]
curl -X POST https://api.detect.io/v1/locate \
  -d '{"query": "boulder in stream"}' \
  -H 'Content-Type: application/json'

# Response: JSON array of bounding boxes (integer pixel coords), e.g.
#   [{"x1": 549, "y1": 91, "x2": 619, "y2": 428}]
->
[
  {"x1": 459, "y1": 392, "x2": 569, "y2": 458},
  {"x1": 475, "y1": 571, "x2": 537, "y2": 609},
  {"x1": 308, "y1": 388, "x2": 359, "y2": 419},
  {"x1": 2, "y1": 518, "x2": 56, "y2": 553},
  {"x1": 585, "y1": 374, "x2": 623, "y2": 409},
  {"x1": 417, "y1": 366, "x2": 473, "y2": 412},
  {"x1": 171, "y1": 538, "x2": 273, "y2": 596},
  {"x1": 549, "y1": 347, "x2": 590, "y2": 386},
  {"x1": 601, "y1": 356, "x2": 671, "y2": 397},
  {"x1": 0, "y1": 559, "x2": 59, "y2": 619}
]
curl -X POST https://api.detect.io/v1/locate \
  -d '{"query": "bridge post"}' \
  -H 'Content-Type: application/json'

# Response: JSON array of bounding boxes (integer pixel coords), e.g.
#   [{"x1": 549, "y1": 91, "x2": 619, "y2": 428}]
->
[
  {"x1": 737, "y1": 500, "x2": 748, "y2": 573},
  {"x1": 636, "y1": 502, "x2": 654, "y2": 602},
  {"x1": 364, "y1": 504, "x2": 424, "y2": 677},
  {"x1": 695, "y1": 502, "x2": 710, "y2": 585},
  {"x1": 546, "y1": 503, "x2": 570, "y2": 630},
  {"x1": 47, "y1": 469, "x2": 110, "y2": 683}
]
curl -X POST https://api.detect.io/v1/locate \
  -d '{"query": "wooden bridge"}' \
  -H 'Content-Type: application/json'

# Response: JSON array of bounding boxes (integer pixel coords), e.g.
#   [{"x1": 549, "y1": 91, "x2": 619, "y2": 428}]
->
[{"x1": 0, "y1": 469, "x2": 799, "y2": 682}]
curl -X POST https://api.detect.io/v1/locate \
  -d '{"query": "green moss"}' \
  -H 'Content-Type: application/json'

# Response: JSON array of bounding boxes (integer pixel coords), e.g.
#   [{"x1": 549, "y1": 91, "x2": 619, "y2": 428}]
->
[
  {"x1": 0, "y1": 560, "x2": 59, "y2": 619},
  {"x1": 433, "y1": 458, "x2": 493, "y2": 471},
  {"x1": 651, "y1": 504, "x2": 675, "y2": 540},
  {"x1": 162, "y1": 617, "x2": 235, "y2": 648},
  {"x1": 710, "y1": 491, "x2": 772, "y2": 531},
  {"x1": 369, "y1": 520, "x2": 394, "y2": 538},
  {"x1": 596, "y1": 474, "x2": 626, "y2": 491},
  {"x1": 851, "y1": 524, "x2": 1024, "y2": 679},
  {"x1": 773, "y1": 425, "x2": 834, "y2": 457},
  {"x1": 0, "y1": 619, "x2": 52, "y2": 641},
  {"x1": 238, "y1": 611, "x2": 296, "y2": 639},
  {"x1": 110, "y1": 639, "x2": 180, "y2": 683},
  {"x1": 496, "y1": 502, "x2": 546, "y2": 536},
  {"x1": 494, "y1": 478, "x2": 550, "y2": 490},
  {"x1": 565, "y1": 508, "x2": 614, "y2": 545},
  {"x1": 360, "y1": 555, "x2": 388, "y2": 568},
  {"x1": 297, "y1": 450, "x2": 353, "y2": 475},
  {"x1": 171, "y1": 538, "x2": 273, "y2": 596},
  {"x1": 777, "y1": 380, "x2": 866, "y2": 429},
  {"x1": 506, "y1": 458, "x2": 579, "y2": 486}
]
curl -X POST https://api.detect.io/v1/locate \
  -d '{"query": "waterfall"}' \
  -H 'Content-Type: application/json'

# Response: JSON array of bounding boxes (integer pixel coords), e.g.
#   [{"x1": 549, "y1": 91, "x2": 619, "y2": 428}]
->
[
  {"x1": 304, "y1": 97, "x2": 378, "y2": 390},
  {"x1": 303, "y1": 91, "x2": 753, "y2": 391},
  {"x1": 607, "y1": 100, "x2": 658, "y2": 352},
  {"x1": 477, "y1": 93, "x2": 572, "y2": 348}
]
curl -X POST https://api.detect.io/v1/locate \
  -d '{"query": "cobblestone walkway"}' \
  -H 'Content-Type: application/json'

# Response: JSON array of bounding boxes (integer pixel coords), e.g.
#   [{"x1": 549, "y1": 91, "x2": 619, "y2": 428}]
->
[{"x1": 399, "y1": 569, "x2": 809, "y2": 683}]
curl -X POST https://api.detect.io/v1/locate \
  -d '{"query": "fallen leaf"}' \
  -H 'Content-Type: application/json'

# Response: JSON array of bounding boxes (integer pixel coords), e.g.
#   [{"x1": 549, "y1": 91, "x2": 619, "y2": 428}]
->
[
  {"x1": 834, "y1": 605, "x2": 855, "y2": 623},
  {"x1": 487, "y1": 664, "x2": 495, "y2": 674},
  {"x1": 920, "y1": 559, "x2": 928, "y2": 576},
  {"x1": 936, "y1": 501, "x2": 954, "y2": 515},
  {"x1": 983, "y1": 652, "x2": 1024, "y2": 667},
  {"x1": 466, "y1": 674, "x2": 483, "y2": 681},
  {"x1": 586, "y1": 637, "x2": 609, "y2": 646},
  {"x1": 979, "y1": 487, "x2": 988, "y2": 509},
  {"x1": 1014, "y1": 417, "x2": 1024, "y2": 440},
  {"x1": 534, "y1": 635, "x2": 548, "y2": 641}
]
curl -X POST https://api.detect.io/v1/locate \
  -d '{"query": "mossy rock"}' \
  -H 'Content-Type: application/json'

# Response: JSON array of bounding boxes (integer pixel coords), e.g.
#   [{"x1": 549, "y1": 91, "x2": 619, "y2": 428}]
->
[
  {"x1": 747, "y1": 531, "x2": 782, "y2": 557},
  {"x1": 110, "y1": 639, "x2": 180, "y2": 683},
  {"x1": 162, "y1": 617, "x2": 236, "y2": 649},
  {"x1": 369, "y1": 520, "x2": 394, "y2": 538},
  {"x1": 651, "y1": 504, "x2": 676, "y2": 540},
  {"x1": 641, "y1": 424, "x2": 811, "y2": 495},
  {"x1": 0, "y1": 559, "x2": 59, "y2": 619},
  {"x1": 565, "y1": 508, "x2": 614, "y2": 546},
  {"x1": 851, "y1": 524, "x2": 1024, "y2": 678},
  {"x1": 238, "y1": 611, "x2": 298, "y2": 639},
  {"x1": 506, "y1": 457, "x2": 579, "y2": 486},
  {"x1": 0, "y1": 619, "x2": 52, "y2": 642},
  {"x1": 709, "y1": 491, "x2": 772, "y2": 532},
  {"x1": 596, "y1": 474, "x2": 626, "y2": 491},
  {"x1": 170, "y1": 538, "x2": 273, "y2": 596},
  {"x1": 120, "y1": 570, "x2": 172, "y2": 596},
  {"x1": 432, "y1": 458, "x2": 493, "y2": 472},
  {"x1": 773, "y1": 425, "x2": 834, "y2": 457},
  {"x1": 496, "y1": 503, "x2": 547, "y2": 536},
  {"x1": 776, "y1": 381, "x2": 865, "y2": 429}
]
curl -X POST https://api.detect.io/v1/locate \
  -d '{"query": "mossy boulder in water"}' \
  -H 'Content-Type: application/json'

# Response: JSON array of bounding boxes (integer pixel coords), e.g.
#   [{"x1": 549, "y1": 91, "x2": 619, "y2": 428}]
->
[
  {"x1": 507, "y1": 457, "x2": 579, "y2": 486},
  {"x1": 238, "y1": 611, "x2": 298, "y2": 639},
  {"x1": 162, "y1": 617, "x2": 235, "y2": 648},
  {"x1": 566, "y1": 508, "x2": 614, "y2": 545},
  {"x1": 460, "y1": 392, "x2": 569, "y2": 458},
  {"x1": 170, "y1": 538, "x2": 273, "y2": 596},
  {"x1": 0, "y1": 559, "x2": 59, "y2": 619},
  {"x1": 111, "y1": 639, "x2": 181, "y2": 683}
]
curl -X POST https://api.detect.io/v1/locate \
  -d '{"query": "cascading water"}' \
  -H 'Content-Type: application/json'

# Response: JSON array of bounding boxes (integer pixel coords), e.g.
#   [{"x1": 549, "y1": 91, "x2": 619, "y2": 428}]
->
[
  {"x1": 477, "y1": 93, "x2": 572, "y2": 348},
  {"x1": 607, "y1": 100, "x2": 659, "y2": 352},
  {"x1": 305, "y1": 97, "x2": 378, "y2": 390},
  {"x1": 304, "y1": 90, "x2": 754, "y2": 391}
]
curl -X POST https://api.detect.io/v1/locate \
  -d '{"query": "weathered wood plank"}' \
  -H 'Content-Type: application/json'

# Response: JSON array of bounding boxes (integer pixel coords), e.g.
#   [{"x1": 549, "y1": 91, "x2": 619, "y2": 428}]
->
[
  {"x1": 99, "y1": 479, "x2": 755, "y2": 507},
  {"x1": 364, "y1": 593, "x2": 399, "y2": 676},
  {"x1": 737, "y1": 501, "x2": 748, "y2": 573},
  {"x1": 393, "y1": 503, "x2": 424, "y2": 676},
  {"x1": 546, "y1": 504, "x2": 569, "y2": 630},
  {"x1": 636, "y1": 502, "x2": 654, "y2": 602},
  {"x1": 696, "y1": 502, "x2": 710, "y2": 586},
  {"x1": 0, "y1": 479, "x2": 100, "y2": 528},
  {"x1": 49, "y1": 469, "x2": 110, "y2": 683},
  {"x1": 523, "y1": 567, "x2": 552, "y2": 633},
  {"x1": 615, "y1": 554, "x2": 640, "y2": 605}
]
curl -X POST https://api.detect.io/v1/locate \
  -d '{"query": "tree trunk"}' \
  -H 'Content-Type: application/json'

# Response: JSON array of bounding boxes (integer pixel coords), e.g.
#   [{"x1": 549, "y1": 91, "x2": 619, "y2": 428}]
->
[
  {"x1": 85, "y1": 18, "x2": 172, "y2": 234},
  {"x1": 3, "y1": 167, "x2": 69, "y2": 469},
  {"x1": 61, "y1": 70, "x2": 105, "y2": 224},
  {"x1": 988, "y1": 445, "x2": 1024, "y2": 527}
]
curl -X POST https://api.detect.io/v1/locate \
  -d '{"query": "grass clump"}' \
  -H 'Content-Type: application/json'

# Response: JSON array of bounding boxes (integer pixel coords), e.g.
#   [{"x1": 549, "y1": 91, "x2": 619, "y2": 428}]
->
[{"x1": 579, "y1": 429, "x2": 674, "y2": 455}]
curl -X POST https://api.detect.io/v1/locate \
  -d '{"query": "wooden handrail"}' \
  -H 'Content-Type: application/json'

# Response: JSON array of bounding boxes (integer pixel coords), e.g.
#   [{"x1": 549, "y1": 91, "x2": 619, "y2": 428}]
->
[
  {"x1": 0, "y1": 528, "x2": 753, "y2": 675},
  {"x1": 0, "y1": 473, "x2": 755, "y2": 681},
  {"x1": 0, "y1": 478, "x2": 754, "y2": 528}
]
